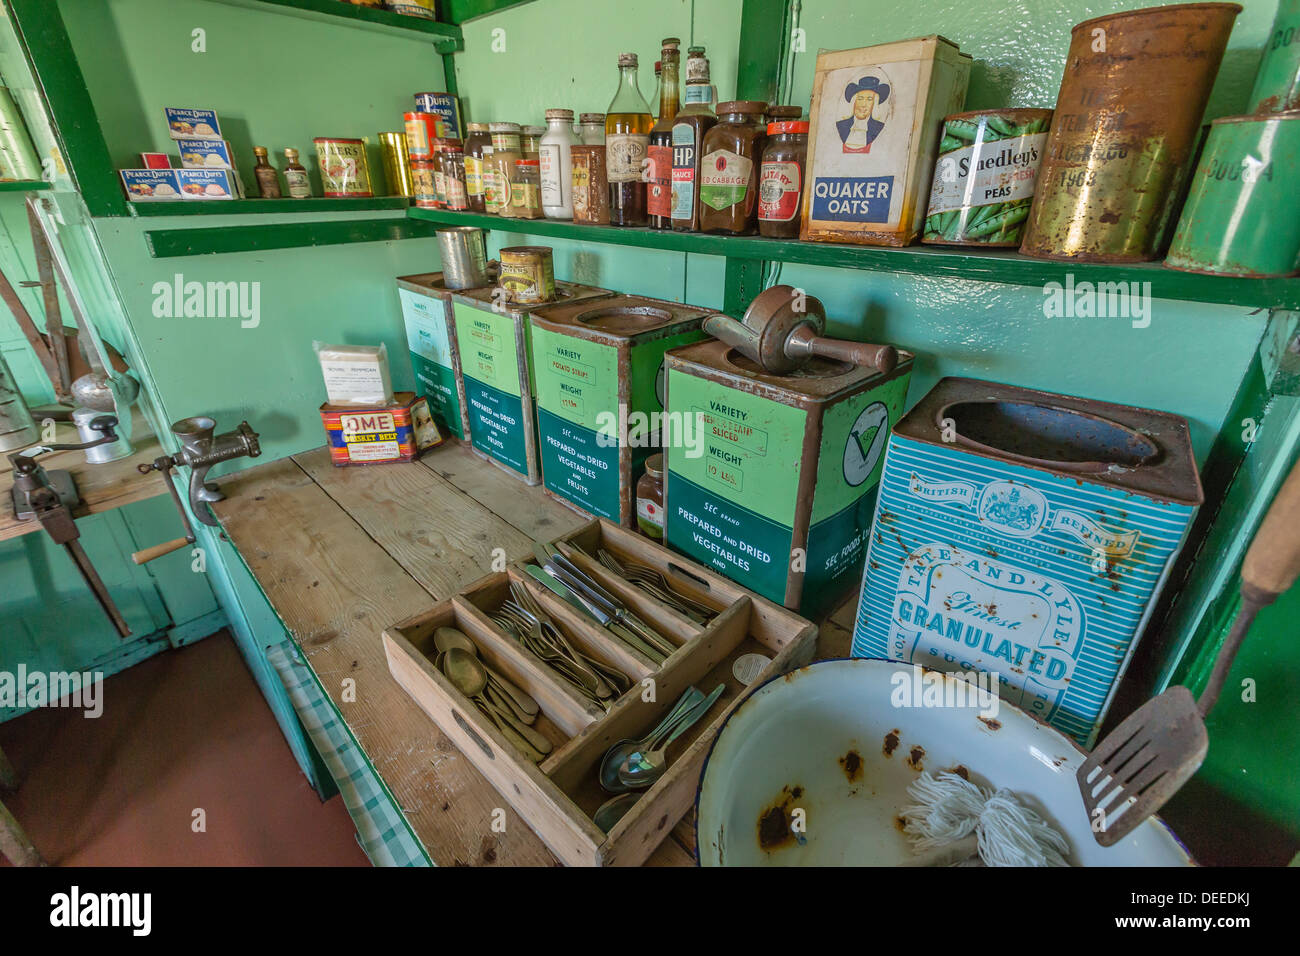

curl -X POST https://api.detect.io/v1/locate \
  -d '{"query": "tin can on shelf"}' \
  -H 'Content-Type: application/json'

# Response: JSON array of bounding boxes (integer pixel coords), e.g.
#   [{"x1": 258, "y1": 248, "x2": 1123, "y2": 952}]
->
[
  {"x1": 413, "y1": 91, "x2": 462, "y2": 139},
  {"x1": 498, "y1": 246, "x2": 555, "y2": 304},
  {"x1": 379, "y1": 131, "x2": 414, "y2": 197},
  {"x1": 1021, "y1": 3, "x2": 1242, "y2": 263},
  {"x1": 850, "y1": 377, "x2": 1204, "y2": 746},
  {"x1": 321, "y1": 392, "x2": 443, "y2": 467},
  {"x1": 404, "y1": 111, "x2": 439, "y2": 160},
  {"x1": 922, "y1": 108, "x2": 1052, "y2": 247},
  {"x1": 1165, "y1": 111, "x2": 1300, "y2": 277},
  {"x1": 435, "y1": 226, "x2": 490, "y2": 290},
  {"x1": 1249, "y1": 0, "x2": 1300, "y2": 113},
  {"x1": 571, "y1": 145, "x2": 610, "y2": 224},
  {"x1": 313, "y1": 137, "x2": 372, "y2": 197},
  {"x1": 412, "y1": 159, "x2": 437, "y2": 208}
]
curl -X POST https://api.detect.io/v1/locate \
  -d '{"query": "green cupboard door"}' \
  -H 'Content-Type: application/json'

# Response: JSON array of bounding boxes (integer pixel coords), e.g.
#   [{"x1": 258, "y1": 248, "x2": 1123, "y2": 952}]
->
[{"x1": 0, "y1": 509, "x2": 172, "y2": 711}]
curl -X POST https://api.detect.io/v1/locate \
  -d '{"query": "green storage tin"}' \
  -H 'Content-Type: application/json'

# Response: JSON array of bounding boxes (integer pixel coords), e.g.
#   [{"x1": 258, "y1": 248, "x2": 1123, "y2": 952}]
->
[
  {"x1": 1166, "y1": 111, "x2": 1300, "y2": 278},
  {"x1": 397, "y1": 271, "x2": 477, "y2": 440},
  {"x1": 529, "y1": 295, "x2": 710, "y2": 525},
  {"x1": 449, "y1": 282, "x2": 612, "y2": 484},
  {"x1": 1250, "y1": 0, "x2": 1300, "y2": 113}
]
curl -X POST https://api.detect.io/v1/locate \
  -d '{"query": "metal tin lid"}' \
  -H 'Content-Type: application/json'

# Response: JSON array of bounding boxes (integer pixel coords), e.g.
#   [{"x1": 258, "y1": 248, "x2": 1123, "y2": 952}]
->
[
  {"x1": 767, "y1": 105, "x2": 803, "y2": 119},
  {"x1": 661, "y1": 37, "x2": 681, "y2": 47},
  {"x1": 618, "y1": 53, "x2": 638, "y2": 67},
  {"x1": 717, "y1": 100, "x2": 767, "y2": 115},
  {"x1": 579, "y1": 112, "x2": 606, "y2": 124},
  {"x1": 644, "y1": 453, "x2": 664, "y2": 478},
  {"x1": 252, "y1": 145, "x2": 268, "y2": 155},
  {"x1": 522, "y1": 125, "x2": 546, "y2": 136},
  {"x1": 545, "y1": 108, "x2": 575, "y2": 121},
  {"x1": 467, "y1": 122, "x2": 489, "y2": 132},
  {"x1": 284, "y1": 148, "x2": 299, "y2": 160},
  {"x1": 489, "y1": 122, "x2": 521, "y2": 132},
  {"x1": 767, "y1": 120, "x2": 809, "y2": 135}
]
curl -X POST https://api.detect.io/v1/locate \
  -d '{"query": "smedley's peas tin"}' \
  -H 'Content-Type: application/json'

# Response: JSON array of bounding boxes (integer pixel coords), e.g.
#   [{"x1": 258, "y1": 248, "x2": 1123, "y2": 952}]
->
[
  {"x1": 313, "y1": 137, "x2": 372, "y2": 197},
  {"x1": 923, "y1": 109, "x2": 1052, "y2": 247}
]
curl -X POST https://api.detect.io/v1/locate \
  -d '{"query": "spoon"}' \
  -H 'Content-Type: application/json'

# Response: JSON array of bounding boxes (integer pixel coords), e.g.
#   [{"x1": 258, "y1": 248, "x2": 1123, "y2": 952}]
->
[
  {"x1": 593, "y1": 793, "x2": 640, "y2": 833},
  {"x1": 618, "y1": 683, "x2": 727, "y2": 789},
  {"x1": 436, "y1": 626, "x2": 540, "y2": 720},
  {"x1": 598, "y1": 687, "x2": 704, "y2": 793},
  {"x1": 442, "y1": 648, "x2": 550, "y2": 762}
]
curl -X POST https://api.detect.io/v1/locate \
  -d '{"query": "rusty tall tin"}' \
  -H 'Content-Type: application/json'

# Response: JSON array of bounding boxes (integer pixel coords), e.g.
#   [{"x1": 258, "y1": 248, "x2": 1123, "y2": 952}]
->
[
  {"x1": 1021, "y1": 3, "x2": 1241, "y2": 263},
  {"x1": 1166, "y1": 111, "x2": 1300, "y2": 277},
  {"x1": 528, "y1": 296, "x2": 710, "y2": 525},
  {"x1": 449, "y1": 282, "x2": 613, "y2": 485}
]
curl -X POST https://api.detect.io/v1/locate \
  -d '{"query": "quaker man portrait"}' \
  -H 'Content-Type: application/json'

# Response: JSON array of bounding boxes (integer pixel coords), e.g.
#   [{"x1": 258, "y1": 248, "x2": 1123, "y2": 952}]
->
[{"x1": 837, "y1": 76, "x2": 890, "y2": 153}]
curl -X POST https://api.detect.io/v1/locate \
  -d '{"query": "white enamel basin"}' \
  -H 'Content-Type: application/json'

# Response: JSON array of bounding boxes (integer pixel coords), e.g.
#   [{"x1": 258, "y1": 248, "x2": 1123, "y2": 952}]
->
[{"x1": 696, "y1": 659, "x2": 1193, "y2": 866}]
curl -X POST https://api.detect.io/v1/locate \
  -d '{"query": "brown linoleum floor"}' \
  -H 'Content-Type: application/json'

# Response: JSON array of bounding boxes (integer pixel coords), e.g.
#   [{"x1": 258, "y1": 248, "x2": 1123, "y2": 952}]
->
[{"x1": 0, "y1": 631, "x2": 369, "y2": 866}]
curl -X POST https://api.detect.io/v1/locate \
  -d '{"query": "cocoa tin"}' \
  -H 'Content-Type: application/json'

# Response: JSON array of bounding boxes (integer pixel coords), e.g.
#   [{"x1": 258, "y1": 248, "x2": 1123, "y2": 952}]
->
[
  {"x1": 1020, "y1": 3, "x2": 1242, "y2": 263},
  {"x1": 529, "y1": 296, "x2": 710, "y2": 524},
  {"x1": 664, "y1": 340, "x2": 913, "y2": 617},
  {"x1": 1249, "y1": 0, "x2": 1300, "y2": 114},
  {"x1": 850, "y1": 377, "x2": 1204, "y2": 746},
  {"x1": 447, "y1": 281, "x2": 613, "y2": 485}
]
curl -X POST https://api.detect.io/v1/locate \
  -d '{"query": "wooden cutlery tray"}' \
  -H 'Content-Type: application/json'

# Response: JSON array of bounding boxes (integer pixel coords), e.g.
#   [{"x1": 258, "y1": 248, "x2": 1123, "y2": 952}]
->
[{"x1": 383, "y1": 519, "x2": 817, "y2": 866}]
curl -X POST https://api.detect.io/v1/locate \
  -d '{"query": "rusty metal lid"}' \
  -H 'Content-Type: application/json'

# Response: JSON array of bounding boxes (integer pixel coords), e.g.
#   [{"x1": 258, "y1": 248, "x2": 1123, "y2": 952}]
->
[
  {"x1": 716, "y1": 100, "x2": 768, "y2": 116},
  {"x1": 452, "y1": 280, "x2": 610, "y2": 313},
  {"x1": 530, "y1": 294, "x2": 711, "y2": 342},
  {"x1": 895, "y1": 377, "x2": 1204, "y2": 505}
]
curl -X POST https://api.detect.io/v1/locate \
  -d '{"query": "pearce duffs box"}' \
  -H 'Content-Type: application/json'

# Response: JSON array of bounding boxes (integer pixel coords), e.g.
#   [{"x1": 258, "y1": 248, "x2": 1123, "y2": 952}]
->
[
  {"x1": 177, "y1": 167, "x2": 237, "y2": 200},
  {"x1": 165, "y1": 107, "x2": 223, "y2": 141},
  {"x1": 121, "y1": 168, "x2": 182, "y2": 201}
]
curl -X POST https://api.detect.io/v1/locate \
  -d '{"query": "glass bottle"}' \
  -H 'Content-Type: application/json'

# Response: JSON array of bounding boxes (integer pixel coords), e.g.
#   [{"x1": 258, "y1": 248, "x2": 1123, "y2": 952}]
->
[
  {"x1": 647, "y1": 38, "x2": 680, "y2": 230},
  {"x1": 578, "y1": 113, "x2": 606, "y2": 145},
  {"x1": 521, "y1": 125, "x2": 544, "y2": 160},
  {"x1": 283, "y1": 148, "x2": 311, "y2": 198},
  {"x1": 651, "y1": 61, "x2": 662, "y2": 122},
  {"x1": 252, "y1": 146, "x2": 281, "y2": 198},
  {"x1": 463, "y1": 122, "x2": 491, "y2": 212},
  {"x1": 699, "y1": 101, "x2": 768, "y2": 235},
  {"x1": 488, "y1": 122, "x2": 522, "y2": 218},
  {"x1": 540, "y1": 108, "x2": 577, "y2": 219},
  {"x1": 636, "y1": 453, "x2": 666, "y2": 539},
  {"x1": 604, "y1": 52, "x2": 652, "y2": 227},
  {"x1": 670, "y1": 49, "x2": 717, "y2": 231}
]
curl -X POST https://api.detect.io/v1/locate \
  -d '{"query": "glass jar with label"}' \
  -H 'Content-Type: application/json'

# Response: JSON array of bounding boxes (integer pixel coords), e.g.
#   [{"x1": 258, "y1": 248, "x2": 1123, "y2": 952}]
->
[
  {"x1": 670, "y1": 48, "x2": 716, "y2": 231},
  {"x1": 540, "y1": 108, "x2": 577, "y2": 219},
  {"x1": 636, "y1": 453, "x2": 665, "y2": 539},
  {"x1": 521, "y1": 125, "x2": 544, "y2": 160},
  {"x1": 430, "y1": 137, "x2": 450, "y2": 208},
  {"x1": 698, "y1": 101, "x2": 767, "y2": 235},
  {"x1": 513, "y1": 158, "x2": 543, "y2": 219},
  {"x1": 578, "y1": 113, "x2": 606, "y2": 145},
  {"x1": 442, "y1": 142, "x2": 468, "y2": 211},
  {"x1": 463, "y1": 123, "x2": 490, "y2": 212},
  {"x1": 758, "y1": 121, "x2": 808, "y2": 238},
  {"x1": 488, "y1": 122, "x2": 522, "y2": 217},
  {"x1": 605, "y1": 53, "x2": 653, "y2": 226}
]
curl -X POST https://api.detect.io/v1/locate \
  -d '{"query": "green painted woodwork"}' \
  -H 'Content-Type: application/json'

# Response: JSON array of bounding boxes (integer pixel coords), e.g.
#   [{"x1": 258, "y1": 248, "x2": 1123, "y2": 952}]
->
[
  {"x1": 736, "y1": 0, "x2": 787, "y2": 103},
  {"x1": 442, "y1": 0, "x2": 538, "y2": 24},
  {"x1": 410, "y1": 207, "x2": 1300, "y2": 311},
  {"x1": 129, "y1": 196, "x2": 412, "y2": 217},
  {"x1": 205, "y1": 0, "x2": 464, "y2": 50},
  {"x1": 144, "y1": 213, "x2": 436, "y2": 257},
  {"x1": 0, "y1": 180, "x2": 47, "y2": 191}
]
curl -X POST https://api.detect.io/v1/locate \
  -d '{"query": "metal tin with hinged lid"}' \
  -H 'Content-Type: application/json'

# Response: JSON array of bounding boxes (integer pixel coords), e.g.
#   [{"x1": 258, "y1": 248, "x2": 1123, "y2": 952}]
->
[
  {"x1": 850, "y1": 377, "x2": 1205, "y2": 746},
  {"x1": 664, "y1": 338, "x2": 913, "y2": 618},
  {"x1": 529, "y1": 295, "x2": 710, "y2": 524},
  {"x1": 448, "y1": 281, "x2": 613, "y2": 485}
]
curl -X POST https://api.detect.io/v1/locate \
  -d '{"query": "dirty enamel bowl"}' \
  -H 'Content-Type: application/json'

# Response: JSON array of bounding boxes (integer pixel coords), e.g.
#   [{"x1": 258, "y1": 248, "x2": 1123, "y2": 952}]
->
[{"x1": 695, "y1": 659, "x2": 1192, "y2": 866}]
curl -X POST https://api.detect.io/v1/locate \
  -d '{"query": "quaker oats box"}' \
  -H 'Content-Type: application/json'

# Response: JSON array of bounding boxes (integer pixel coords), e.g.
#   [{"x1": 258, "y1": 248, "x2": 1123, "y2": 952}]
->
[
  {"x1": 850, "y1": 378, "x2": 1203, "y2": 746},
  {"x1": 801, "y1": 36, "x2": 971, "y2": 246}
]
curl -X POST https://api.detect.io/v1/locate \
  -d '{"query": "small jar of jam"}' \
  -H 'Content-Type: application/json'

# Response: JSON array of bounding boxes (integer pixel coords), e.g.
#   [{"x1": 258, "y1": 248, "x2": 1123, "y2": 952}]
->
[
  {"x1": 513, "y1": 158, "x2": 543, "y2": 219},
  {"x1": 698, "y1": 100, "x2": 767, "y2": 235},
  {"x1": 636, "y1": 453, "x2": 666, "y2": 539},
  {"x1": 758, "y1": 121, "x2": 808, "y2": 238}
]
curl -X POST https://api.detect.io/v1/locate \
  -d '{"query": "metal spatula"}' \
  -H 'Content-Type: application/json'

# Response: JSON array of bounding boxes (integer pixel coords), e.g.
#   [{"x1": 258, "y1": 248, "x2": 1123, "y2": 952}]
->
[{"x1": 1079, "y1": 456, "x2": 1300, "y2": 846}]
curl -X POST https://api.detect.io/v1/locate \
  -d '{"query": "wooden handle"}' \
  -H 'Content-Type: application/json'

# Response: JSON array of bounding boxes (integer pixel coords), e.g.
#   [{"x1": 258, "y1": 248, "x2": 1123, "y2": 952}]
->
[
  {"x1": 133, "y1": 537, "x2": 191, "y2": 565},
  {"x1": 1241, "y1": 458, "x2": 1300, "y2": 601}
]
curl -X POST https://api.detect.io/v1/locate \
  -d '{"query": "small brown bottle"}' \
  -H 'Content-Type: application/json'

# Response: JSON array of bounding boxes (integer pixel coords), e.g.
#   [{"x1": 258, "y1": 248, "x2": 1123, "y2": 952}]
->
[
  {"x1": 283, "y1": 148, "x2": 311, "y2": 199},
  {"x1": 252, "y1": 146, "x2": 281, "y2": 198}
]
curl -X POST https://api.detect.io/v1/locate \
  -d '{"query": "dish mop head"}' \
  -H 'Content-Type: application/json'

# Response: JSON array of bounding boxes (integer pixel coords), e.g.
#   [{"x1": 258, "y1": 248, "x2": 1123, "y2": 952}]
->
[{"x1": 901, "y1": 771, "x2": 1072, "y2": 867}]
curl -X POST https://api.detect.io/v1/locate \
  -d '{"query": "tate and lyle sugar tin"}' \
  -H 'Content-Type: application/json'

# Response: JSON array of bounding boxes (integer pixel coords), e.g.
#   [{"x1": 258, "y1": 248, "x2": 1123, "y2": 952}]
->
[
  {"x1": 850, "y1": 378, "x2": 1203, "y2": 746},
  {"x1": 922, "y1": 109, "x2": 1051, "y2": 247}
]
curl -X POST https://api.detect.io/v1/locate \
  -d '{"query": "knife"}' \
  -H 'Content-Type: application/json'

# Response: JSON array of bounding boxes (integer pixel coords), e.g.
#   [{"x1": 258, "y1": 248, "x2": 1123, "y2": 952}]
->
[{"x1": 524, "y1": 565, "x2": 666, "y2": 663}]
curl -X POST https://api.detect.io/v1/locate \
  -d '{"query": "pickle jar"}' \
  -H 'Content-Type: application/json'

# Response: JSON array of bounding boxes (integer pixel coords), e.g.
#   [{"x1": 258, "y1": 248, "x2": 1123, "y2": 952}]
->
[
  {"x1": 636, "y1": 453, "x2": 666, "y2": 539},
  {"x1": 463, "y1": 122, "x2": 491, "y2": 212},
  {"x1": 513, "y1": 158, "x2": 544, "y2": 219},
  {"x1": 758, "y1": 121, "x2": 808, "y2": 238},
  {"x1": 698, "y1": 100, "x2": 768, "y2": 235},
  {"x1": 578, "y1": 113, "x2": 606, "y2": 145}
]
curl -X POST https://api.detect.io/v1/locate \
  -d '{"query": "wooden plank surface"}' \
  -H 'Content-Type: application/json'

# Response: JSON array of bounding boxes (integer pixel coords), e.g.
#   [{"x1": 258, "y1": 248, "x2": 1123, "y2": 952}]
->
[{"x1": 0, "y1": 410, "x2": 164, "y2": 541}]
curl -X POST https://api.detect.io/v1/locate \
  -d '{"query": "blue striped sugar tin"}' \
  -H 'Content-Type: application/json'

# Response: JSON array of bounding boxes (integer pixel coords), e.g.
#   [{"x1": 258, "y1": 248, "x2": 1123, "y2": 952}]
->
[{"x1": 850, "y1": 378, "x2": 1203, "y2": 746}]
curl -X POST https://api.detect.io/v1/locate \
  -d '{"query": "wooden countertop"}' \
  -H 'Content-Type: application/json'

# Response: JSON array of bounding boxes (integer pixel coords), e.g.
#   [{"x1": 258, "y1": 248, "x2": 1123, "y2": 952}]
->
[
  {"x1": 210, "y1": 438, "x2": 855, "y2": 866},
  {"x1": 0, "y1": 409, "x2": 165, "y2": 542}
]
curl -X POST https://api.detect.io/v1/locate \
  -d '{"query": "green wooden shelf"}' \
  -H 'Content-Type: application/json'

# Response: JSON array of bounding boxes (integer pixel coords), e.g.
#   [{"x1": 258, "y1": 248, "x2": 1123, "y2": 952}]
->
[
  {"x1": 129, "y1": 196, "x2": 412, "y2": 217},
  {"x1": 408, "y1": 207, "x2": 1300, "y2": 311},
  {"x1": 144, "y1": 215, "x2": 437, "y2": 257},
  {"x1": 0, "y1": 179, "x2": 50, "y2": 192},
  {"x1": 204, "y1": 0, "x2": 463, "y2": 50}
]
